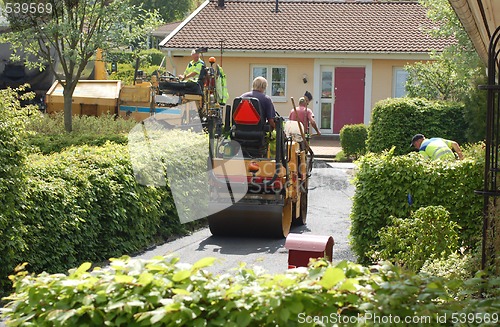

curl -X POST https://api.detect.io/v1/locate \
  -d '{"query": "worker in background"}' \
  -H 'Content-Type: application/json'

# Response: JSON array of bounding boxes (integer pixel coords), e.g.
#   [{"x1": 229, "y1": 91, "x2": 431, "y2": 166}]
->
[
  {"x1": 241, "y1": 76, "x2": 276, "y2": 130},
  {"x1": 178, "y1": 49, "x2": 206, "y2": 91},
  {"x1": 410, "y1": 134, "x2": 464, "y2": 160},
  {"x1": 304, "y1": 91, "x2": 313, "y2": 106},
  {"x1": 289, "y1": 97, "x2": 321, "y2": 136},
  {"x1": 215, "y1": 63, "x2": 229, "y2": 105}
]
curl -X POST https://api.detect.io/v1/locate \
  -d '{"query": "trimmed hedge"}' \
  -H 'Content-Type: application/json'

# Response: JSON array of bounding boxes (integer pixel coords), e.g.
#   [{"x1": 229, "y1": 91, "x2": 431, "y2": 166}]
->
[
  {"x1": 1, "y1": 127, "x2": 209, "y2": 297},
  {"x1": 0, "y1": 89, "x2": 30, "y2": 292},
  {"x1": 366, "y1": 98, "x2": 468, "y2": 155},
  {"x1": 339, "y1": 124, "x2": 367, "y2": 159},
  {"x1": 16, "y1": 143, "x2": 177, "y2": 274},
  {"x1": 350, "y1": 145, "x2": 484, "y2": 264},
  {"x1": 2, "y1": 257, "x2": 499, "y2": 326}
]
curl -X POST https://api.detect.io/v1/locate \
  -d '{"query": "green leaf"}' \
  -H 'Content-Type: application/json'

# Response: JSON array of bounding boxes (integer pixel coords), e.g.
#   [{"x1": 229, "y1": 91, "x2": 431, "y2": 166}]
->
[
  {"x1": 319, "y1": 267, "x2": 346, "y2": 289},
  {"x1": 172, "y1": 270, "x2": 191, "y2": 282},
  {"x1": 339, "y1": 278, "x2": 359, "y2": 291},
  {"x1": 192, "y1": 257, "x2": 216, "y2": 270},
  {"x1": 73, "y1": 262, "x2": 92, "y2": 276},
  {"x1": 114, "y1": 275, "x2": 134, "y2": 284},
  {"x1": 172, "y1": 288, "x2": 190, "y2": 295},
  {"x1": 236, "y1": 311, "x2": 252, "y2": 326},
  {"x1": 138, "y1": 272, "x2": 154, "y2": 285},
  {"x1": 150, "y1": 309, "x2": 167, "y2": 324}
]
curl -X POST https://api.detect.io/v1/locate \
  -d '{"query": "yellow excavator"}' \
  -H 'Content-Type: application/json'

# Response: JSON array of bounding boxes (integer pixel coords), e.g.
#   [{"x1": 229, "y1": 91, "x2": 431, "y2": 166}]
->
[{"x1": 206, "y1": 97, "x2": 314, "y2": 238}]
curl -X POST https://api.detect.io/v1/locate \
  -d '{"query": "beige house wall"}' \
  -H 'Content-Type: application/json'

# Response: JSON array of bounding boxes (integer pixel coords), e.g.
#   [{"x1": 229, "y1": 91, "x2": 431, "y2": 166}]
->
[
  {"x1": 371, "y1": 59, "x2": 420, "y2": 108},
  {"x1": 165, "y1": 54, "x2": 427, "y2": 131},
  {"x1": 165, "y1": 55, "x2": 314, "y2": 117}
]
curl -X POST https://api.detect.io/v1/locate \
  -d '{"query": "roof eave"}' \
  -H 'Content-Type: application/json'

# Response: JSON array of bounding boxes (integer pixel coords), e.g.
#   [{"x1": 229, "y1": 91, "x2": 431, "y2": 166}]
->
[{"x1": 448, "y1": 0, "x2": 489, "y2": 66}]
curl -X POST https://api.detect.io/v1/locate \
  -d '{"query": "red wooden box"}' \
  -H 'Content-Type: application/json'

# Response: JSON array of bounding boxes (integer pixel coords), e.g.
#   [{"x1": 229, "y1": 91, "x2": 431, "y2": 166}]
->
[{"x1": 284, "y1": 233, "x2": 334, "y2": 268}]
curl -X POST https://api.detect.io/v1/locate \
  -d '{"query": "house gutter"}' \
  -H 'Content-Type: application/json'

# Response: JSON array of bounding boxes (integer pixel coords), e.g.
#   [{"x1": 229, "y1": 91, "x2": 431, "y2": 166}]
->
[{"x1": 448, "y1": 0, "x2": 489, "y2": 66}]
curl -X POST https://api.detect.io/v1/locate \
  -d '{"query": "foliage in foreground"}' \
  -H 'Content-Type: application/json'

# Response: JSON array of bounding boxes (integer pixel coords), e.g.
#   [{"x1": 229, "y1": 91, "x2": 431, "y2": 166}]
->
[
  {"x1": 0, "y1": 87, "x2": 32, "y2": 293},
  {"x1": 1, "y1": 257, "x2": 499, "y2": 326}
]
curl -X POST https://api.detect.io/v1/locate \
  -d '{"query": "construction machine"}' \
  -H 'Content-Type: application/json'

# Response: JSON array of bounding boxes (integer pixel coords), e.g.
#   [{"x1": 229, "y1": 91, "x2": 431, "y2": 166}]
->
[{"x1": 206, "y1": 97, "x2": 314, "y2": 238}]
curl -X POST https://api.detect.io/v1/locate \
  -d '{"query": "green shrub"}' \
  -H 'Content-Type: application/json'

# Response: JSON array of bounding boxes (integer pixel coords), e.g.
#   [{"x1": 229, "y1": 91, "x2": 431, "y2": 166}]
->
[
  {"x1": 25, "y1": 113, "x2": 136, "y2": 154},
  {"x1": 0, "y1": 88, "x2": 31, "y2": 294},
  {"x1": 371, "y1": 206, "x2": 460, "y2": 272},
  {"x1": 15, "y1": 139, "x2": 209, "y2": 273},
  {"x1": 350, "y1": 144, "x2": 484, "y2": 264},
  {"x1": 366, "y1": 97, "x2": 467, "y2": 155},
  {"x1": 0, "y1": 129, "x2": 207, "y2": 293},
  {"x1": 339, "y1": 124, "x2": 367, "y2": 159},
  {"x1": 421, "y1": 251, "x2": 480, "y2": 280},
  {"x1": 109, "y1": 63, "x2": 136, "y2": 85},
  {"x1": 2, "y1": 257, "x2": 499, "y2": 326}
]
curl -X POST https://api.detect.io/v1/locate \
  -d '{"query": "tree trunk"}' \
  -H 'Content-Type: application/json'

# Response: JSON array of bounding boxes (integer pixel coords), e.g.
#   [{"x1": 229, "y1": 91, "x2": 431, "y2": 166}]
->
[{"x1": 63, "y1": 86, "x2": 74, "y2": 133}]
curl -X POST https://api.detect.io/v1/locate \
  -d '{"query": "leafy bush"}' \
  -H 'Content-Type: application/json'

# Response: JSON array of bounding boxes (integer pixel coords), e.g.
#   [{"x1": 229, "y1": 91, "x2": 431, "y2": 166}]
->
[
  {"x1": 0, "y1": 127, "x2": 208, "y2": 296},
  {"x1": 109, "y1": 63, "x2": 137, "y2": 85},
  {"x1": 25, "y1": 113, "x2": 136, "y2": 154},
  {"x1": 370, "y1": 206, "x2": 460, "y2": 272},
  {"x1": 0, "y1": 88, "x2": 31, "y2": 293},
  {"x1": 339, "y1": 124, "x2": 367, "y2": 159},
  {"x1": 350, "y1": 144, "x2": 484, "y2": 264},
  {"x1": 366, "y1": 98, "x2": 467, "y2": 155},
  {"x1": 106, "y1": 49, "x2": 164, "y2": 67},
  {"x1": 2, "y1": 257, "x2": 499, "y2": 326},
  {"x1": 107, "y1": 48, "x2": 165, "y2": 85},
  {"x1": 421, "y1": 251, "x2": 480, "y2": 280}
]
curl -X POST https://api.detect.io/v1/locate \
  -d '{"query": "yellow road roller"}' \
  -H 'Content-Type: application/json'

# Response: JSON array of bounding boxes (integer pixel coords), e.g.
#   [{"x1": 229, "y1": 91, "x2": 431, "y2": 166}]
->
[{"x1": 206, "y1": 97, "x2": 313, "y2": 238}]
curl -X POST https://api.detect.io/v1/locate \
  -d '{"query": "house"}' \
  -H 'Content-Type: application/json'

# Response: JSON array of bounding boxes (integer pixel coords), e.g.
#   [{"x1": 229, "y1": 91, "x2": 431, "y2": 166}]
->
[
  {"x1": 150, "y1": 21, "x2": 181, "y2": 49},
  {"x1": 159, "y1": 0, "x2": 454, "y2": 134}
]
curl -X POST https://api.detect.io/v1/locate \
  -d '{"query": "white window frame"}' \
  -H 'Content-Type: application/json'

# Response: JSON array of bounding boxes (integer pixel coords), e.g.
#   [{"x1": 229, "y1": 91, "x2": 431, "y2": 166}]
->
[
  {"x1": 250, "y1": 65, "x2": 287, "y2": 102},
  {"x1": 393, "y1": 67, "x2": 408, "y2": 98}
]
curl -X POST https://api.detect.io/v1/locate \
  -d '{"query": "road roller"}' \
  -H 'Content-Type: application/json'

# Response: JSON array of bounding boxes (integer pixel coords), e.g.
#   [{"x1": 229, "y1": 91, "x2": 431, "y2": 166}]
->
[{"x1": 206, "y1": 97, "x2": 313, "y2": 238}]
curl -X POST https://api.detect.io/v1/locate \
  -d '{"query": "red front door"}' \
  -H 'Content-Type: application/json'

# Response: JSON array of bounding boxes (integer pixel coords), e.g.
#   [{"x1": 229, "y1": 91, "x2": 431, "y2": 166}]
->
[{"x1": 333, "y1": 67, "x2": 365, "y2": 133}]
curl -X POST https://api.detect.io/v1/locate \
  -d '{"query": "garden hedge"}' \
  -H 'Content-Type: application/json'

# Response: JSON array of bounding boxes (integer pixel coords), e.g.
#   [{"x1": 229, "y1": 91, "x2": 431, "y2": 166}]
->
[
  {"x1": 0, "y1": 89, "x2": 30, "y2": 292},
  {"x1": 1, "y1": 256, "x2": 499, "y2": 326},
  {"x1": 350, "y1": 146, "x2": 484, "y2": 264},
  {"x1": 1, "y1": 127, "x2": 209, "y2": 297},
  {"x1": 366, "y1": 98, "x2": 468, "y2": 155},
  {"x1": 339, "y1": 124, "x2": 367, "y2": 159}
]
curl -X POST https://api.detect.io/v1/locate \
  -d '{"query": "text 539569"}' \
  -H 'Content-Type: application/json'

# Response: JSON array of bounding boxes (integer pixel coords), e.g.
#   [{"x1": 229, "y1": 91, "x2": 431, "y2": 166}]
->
[{"x1": 1, "y1": 2, "x2": 53, "y2": 16}]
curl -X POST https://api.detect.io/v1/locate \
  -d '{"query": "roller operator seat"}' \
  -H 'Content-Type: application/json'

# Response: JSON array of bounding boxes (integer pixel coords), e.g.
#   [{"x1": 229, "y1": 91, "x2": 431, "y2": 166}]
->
[{"x1": 230, "y1": 97, "x2": 271, "y2": 158}]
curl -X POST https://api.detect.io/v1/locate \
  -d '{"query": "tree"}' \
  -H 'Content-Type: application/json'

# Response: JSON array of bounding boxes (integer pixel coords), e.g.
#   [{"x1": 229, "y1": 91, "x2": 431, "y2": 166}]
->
[
  {"x1": 130, "y1": 0, "x2": 192, "y2": 23},
  {"x1": 1, "y1": 0, "x2": 162, "y2": 132},
  {"x1": 404, "y1": 0, "x2": 487, "y2": 141},
  {"x1": 406, "y1": 0, "x2": 484, "y2": 101}
]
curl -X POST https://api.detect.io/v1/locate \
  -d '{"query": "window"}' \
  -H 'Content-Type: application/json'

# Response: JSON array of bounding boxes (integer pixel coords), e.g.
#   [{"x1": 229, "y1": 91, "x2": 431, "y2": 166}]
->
[
  {"x1": 393, "y1": 67, "x2": 408, "y2": 98},
  {"x1": 251, "y1": 65, "x2": 287, "y2": 102}
]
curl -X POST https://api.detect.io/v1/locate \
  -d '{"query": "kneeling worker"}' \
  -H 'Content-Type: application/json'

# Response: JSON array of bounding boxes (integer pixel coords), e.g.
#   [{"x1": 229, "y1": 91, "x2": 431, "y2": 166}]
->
[{"x1": 410, "y1": 134, "x2": 464, "y2": 160}]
